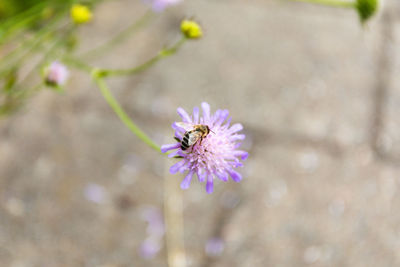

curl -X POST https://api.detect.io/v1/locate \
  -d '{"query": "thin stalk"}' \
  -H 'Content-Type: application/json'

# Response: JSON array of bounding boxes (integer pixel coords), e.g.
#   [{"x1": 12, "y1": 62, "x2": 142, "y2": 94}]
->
[
  {"x1": 0, "y1": 9, "x2": 68, "y2": 75},
  {"x1": 93, "y1": 75, "x2": 161, "y2": 152},
  {"x1": 79, "y1": 10, "x2": 154, "y2": 60},
  {"x1": 0, "y1": 1, "x2": 71, "y2": 45},
  {"x1": 97, "y1": 37, "x2": 187, "y2": 77},
  {"x1": 17, "y1": 23, "x2": 74, "y2": 88},
  {"x1": 0, "y1": 2, "x2": 47, "y2": 44},
  {"x1": 0, "y1": 30, "x2": 53, "y2": 77},
  {"x1": 164, "y1": 160, "x2": 187, "y2": 267},
  {"x1": 290, "y1": 0, "x2": 355, "y2": 8},
  {"x1": 62, "y1": 55, "x2": 93, "y2": 72}
]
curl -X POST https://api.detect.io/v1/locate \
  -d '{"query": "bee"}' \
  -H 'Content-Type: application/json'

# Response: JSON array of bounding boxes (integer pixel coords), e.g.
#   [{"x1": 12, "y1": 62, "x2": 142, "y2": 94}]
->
[{"x1": 175, "y1": 122, "x2": 212, "y2": 151}]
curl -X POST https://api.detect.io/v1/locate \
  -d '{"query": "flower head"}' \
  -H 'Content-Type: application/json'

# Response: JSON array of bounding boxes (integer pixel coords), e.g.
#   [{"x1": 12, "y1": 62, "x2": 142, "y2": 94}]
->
[
  {"x1": 145, "y1": 0, "x2": 182, "y2": 12},
  {"x1": 44, "y1": 61, "x2": 69, "y2": 87},
  {"x1": 70, "y1": 4, "x2": 92, "y2": 24},
  {"x1": 181, "y1": 19, "x2": 202, "y2": 39},
  {"x1": 162, "y1": 102, "x2": 248, "y2": 194}
]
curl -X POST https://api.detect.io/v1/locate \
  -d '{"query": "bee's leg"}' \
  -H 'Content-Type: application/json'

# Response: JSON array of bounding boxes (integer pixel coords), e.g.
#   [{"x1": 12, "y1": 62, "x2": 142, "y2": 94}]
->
[
  {"x1": 174, "y1": 137, "x2": 181, "y2": 142},
  {"x1": 190, "y1": 142, "x2": 197, "y2": 153}
]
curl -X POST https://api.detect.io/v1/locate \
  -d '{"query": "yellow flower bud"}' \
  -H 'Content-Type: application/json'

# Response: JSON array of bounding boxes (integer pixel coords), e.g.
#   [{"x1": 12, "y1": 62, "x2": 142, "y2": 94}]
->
[
  {"x1": 70, "y1": 4, "x2": 92, "y2": 24},
  {"x1": 180, "y1": 20, "x2": 202, "y2": 39}
]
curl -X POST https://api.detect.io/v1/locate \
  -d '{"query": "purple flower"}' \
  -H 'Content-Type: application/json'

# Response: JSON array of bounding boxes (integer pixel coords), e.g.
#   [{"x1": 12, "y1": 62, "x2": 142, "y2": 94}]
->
[
  {"x1": 205, "y1": 237, "x2": 225, "y2": 257},
  {"x1": 140, "y1": 206, "x2": 165, "y2": 237},
  {"x1": 44, "y1": 61, "x2": 69, "y2": 86},
  {"x1": 161, "y1": 102, "x2": 248, "y2": 194},
  {"x1": 144, "y1": 0, "x2": 182, "y2": 12},
  {"x1": 139, "y1": 237, "x2": 161, "y2": 259},
  {"x1": 139, "y1": 206, "x2": 165, "y2": 259},
  {"x1": 84, "y1": 183, "x2": 107, "y2": 204}
]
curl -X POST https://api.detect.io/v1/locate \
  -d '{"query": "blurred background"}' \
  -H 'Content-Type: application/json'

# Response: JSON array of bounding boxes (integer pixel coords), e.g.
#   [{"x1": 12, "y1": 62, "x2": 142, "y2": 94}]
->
[{"x1": 1, "y1": 0, "x2": 400, "y2": 266}]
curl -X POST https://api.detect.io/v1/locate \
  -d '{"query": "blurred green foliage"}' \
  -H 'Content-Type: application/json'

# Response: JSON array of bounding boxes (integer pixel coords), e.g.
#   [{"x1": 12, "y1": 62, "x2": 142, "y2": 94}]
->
[
  {"x1": 0, "y1": 0, "x2": 71, "y2": 20},
  {"x1": 0, "y1": 0, "x2": 83, "y2": 116},
  {"x1": 0, "y1": 0, "x2": 381, "y2": 118}
]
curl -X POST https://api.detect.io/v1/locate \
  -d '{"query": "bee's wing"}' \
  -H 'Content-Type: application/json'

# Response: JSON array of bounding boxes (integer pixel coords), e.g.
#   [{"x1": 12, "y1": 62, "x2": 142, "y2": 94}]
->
[
  {"x1": 175, "y1": 122, "x2": 194, "y2": 131},
  {"x1": 187, "y1": 133, "x2": 201, "y2": 146}
]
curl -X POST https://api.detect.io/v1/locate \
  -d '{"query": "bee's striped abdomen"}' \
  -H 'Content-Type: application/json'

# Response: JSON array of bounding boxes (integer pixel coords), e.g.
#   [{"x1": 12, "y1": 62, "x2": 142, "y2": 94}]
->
[{"x1": 181, "y1": 133, "x2": 190, "y2": 150}]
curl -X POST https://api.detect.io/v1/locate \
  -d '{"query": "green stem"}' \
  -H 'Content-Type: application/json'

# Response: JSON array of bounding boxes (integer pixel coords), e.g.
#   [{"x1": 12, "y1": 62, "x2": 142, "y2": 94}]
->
[
  {"x1": 93, "y1": 74, "x2": 161, "y2": 153},
  {"x1": 66, "y1": 37, "x2": 188, "y2": 153},
  {"x1": 290, "y1": 0, "x2": 355, "y2": 8},
  {"x1": 62, "y1": 55, "x2": 93, "y2": 72},
  {"x1": 97, "y1": 37, "x2": 187, "y2": 77},
  {"x1": 79, "y1": 10, "x2": 154, "y2": 60}
]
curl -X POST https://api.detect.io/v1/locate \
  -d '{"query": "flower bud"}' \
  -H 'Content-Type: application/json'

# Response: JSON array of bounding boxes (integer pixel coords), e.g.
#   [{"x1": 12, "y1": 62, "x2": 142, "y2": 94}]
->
[
  {"x1": 44, "y1": 61, "x2": 69, "y2": 87},
  {"x1": 356, "y1": 0, "x2": 379, "y2": 23},
  {"x1": 70, "y1": 4, "x2": 92, "y2": 24},
  {"x1": 180, "y1": 19, "x2": 202, "y2": 39}
]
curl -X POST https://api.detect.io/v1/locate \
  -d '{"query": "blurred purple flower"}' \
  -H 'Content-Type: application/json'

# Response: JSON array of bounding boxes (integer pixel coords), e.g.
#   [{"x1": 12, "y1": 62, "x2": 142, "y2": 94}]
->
[
  {"x1": 161, "y1": 102, "x2": 248, "y2": 194},
  {"x1": 140, "y1": 206, "x2": 165, "y2": 237},
  {"x1": 44, "y1": 61, "x2": 69, "y2": 86},
  {"x1": 139, "y1": 237, "x2": 161, "y2": 259},
  {"x1": 84, "y1": 183, "x2": 106, "y2": 204},
  {"x1": 205, "y1": 237, "x2": 225, "y2": 257},
  {"x1": 139, "y1": 206, "x2": 165, "y2": 259},
  {"x1": 144, "y1": 0, "x2": 182, "y2": 12}
]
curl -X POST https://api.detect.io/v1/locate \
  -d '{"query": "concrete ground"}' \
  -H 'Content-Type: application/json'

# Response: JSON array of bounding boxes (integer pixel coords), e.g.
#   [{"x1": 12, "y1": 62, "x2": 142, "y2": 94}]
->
[{"x1": 1, "y1": 0, "x2": 400, "y2": 266}]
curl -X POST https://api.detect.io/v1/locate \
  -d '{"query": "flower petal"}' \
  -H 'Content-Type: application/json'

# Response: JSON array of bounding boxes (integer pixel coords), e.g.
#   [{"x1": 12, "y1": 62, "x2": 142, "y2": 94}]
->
[
  {"x1": 172, "y1": 122, "x2": 186, "y2": 133},
  {"x1": 211, "y1": 109, "x2": 222, "y2": 125},
  {"x1": 228, "y1": 169, "x2": 242, "y2": 182},
  {"x1": 197, "y1": 169, "x2": 206, "y2": 182},
  {"x1": 170, "y1": 160, "x2": 185, "y2": 174},
  {"x1": 229, "y1": 134, "x2": 245, "y2": 141},
  {"x1": 233, "y1": 142, "x2": 242, "y2": 149},
  {"x1": 233, "y1": 150, "x2": 249, "y2": 160},
  {"x1": 201, "y1": 102, "x2": 211, "y2": 124},
  {"x1": 175, "y1": 131, "x2": 183, "y2": 140},
  {"x1": 181, "y1": 171, "x2": 194, "y2": 189},
  {"x1": 168, "y1": 150, "x2": 180, "y2": 158},
  {"x1": 214, "y1": 109, "x2": 229, "y2": 127},
  {"x1": 224, "y1": 117, "x2": 232, "y2": 128},
  {"x1": 193, "y1": 106, "x2": 199, "y2": 124},
  {"x1": 161, "y1": 143, "x2": 180, "y2": 153},
  {"x1": 177, "y1": 107, "x2": 192, "y2": 123},
  {"x1": 216, "y1": 171, "x2": 229, "y2": 182},
  {"x1": 206, "y1": 175, "x2": 214, "y2": 194},
  {"x1": 230, "y1": 162, "x2": 244, "y2": 168},
  {"x1": 228, "y1": 123, "x2": 243, "y2": 134}
]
